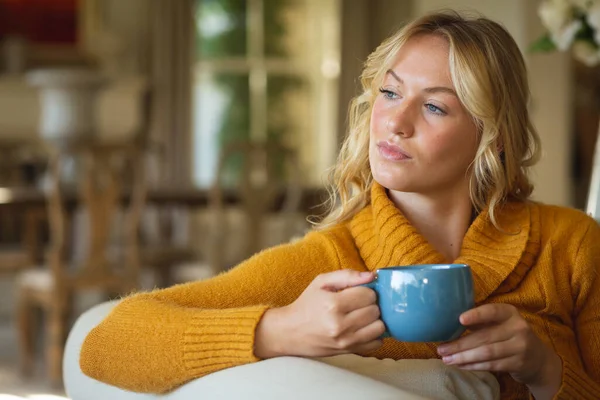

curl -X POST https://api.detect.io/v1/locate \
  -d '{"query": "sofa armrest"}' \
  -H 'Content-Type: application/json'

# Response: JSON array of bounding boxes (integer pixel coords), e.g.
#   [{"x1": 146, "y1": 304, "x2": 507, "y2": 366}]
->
[{"x1": 64, "y1": 300, "x2": 428, "y2": 400}]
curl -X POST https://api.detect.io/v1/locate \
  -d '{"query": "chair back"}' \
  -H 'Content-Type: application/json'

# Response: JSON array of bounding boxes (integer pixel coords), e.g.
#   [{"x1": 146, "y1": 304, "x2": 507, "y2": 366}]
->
[
  {"x1": 208, "y1": 140, "x2": 303, "y2": 273},
  {"x1": 45, "y1": 141, "x2": 147, "y2": 293}
]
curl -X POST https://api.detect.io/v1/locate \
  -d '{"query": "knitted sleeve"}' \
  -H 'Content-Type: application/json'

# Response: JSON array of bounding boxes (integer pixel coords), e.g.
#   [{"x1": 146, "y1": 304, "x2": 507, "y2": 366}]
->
[
  {"x1": 79, "y1": 229, "x2": 343, "y2": 394},
  {"x1": 554, "y1": 218, "x2": 600, "y2": 399}
]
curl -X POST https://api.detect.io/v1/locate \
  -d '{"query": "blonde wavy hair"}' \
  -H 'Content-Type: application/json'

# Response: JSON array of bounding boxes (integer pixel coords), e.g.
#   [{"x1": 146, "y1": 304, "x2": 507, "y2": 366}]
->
[{"x1": 314, "y1": 10, "x2": 541, "y2": 230}]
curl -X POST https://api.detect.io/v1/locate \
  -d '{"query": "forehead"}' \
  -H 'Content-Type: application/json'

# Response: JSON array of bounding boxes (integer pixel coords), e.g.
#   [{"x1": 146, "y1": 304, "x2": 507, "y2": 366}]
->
[{"x1": 385, "y1": 34, "x2": 452, "y2": 85}]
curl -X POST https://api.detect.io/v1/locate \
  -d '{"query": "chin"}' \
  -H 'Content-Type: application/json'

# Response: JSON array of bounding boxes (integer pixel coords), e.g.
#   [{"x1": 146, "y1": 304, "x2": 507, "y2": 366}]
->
[
  {"x1": 370, "y1": 154, "x2": 422, "y2": 192},
  {"x1": 371, "y1": 169, "x2": 415, "y2": 193}
]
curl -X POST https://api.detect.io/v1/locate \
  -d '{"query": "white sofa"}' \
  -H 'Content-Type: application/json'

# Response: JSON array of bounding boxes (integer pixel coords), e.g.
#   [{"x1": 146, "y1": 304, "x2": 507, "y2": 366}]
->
[{"x1": 63, "y1": 301, "x2": 430, "y2": 400}]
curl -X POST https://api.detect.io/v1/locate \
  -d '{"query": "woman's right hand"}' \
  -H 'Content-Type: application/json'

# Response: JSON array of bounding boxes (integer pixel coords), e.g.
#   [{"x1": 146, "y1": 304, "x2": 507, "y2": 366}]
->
[{"x1": 254, "y1": 269, "x2": 385, "y2": 358}]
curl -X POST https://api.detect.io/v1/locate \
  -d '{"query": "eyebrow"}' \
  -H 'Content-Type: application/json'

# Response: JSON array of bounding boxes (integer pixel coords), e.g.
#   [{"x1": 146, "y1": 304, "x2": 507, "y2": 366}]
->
[{"x1": 386, "y1": 69, "x2": 458, "y2": 97}]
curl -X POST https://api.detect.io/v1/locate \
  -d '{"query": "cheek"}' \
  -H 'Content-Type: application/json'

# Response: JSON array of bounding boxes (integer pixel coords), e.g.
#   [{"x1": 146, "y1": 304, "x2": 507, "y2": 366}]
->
[
  {"x1": 370, "y1": 102, "x2": 388, "y2": 135},
  {"x1": 419, "y1": 137, "x2": 445, "y2": 164},
  {"x1": 453, "y1": 125, "x2": 480, "y2": 162},
  {"x1": 423, "y1": 129, "x2": 477, "y2": 167}
]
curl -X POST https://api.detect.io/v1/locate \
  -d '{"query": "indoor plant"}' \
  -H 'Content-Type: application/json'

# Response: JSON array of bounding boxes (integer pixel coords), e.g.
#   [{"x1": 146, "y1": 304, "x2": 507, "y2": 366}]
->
[{"x1": 532, "y1": 0, "x2": 600, "y2": 66}]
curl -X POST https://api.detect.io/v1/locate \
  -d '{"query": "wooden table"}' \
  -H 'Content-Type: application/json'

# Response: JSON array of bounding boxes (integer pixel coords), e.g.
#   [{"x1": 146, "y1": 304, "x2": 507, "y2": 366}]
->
[
  {"x1": 0, "y1": 185, "x2": 328, "y2": 268},
  {"x1": 0, "y1": 186, "x2": 328, "y2": 212}
]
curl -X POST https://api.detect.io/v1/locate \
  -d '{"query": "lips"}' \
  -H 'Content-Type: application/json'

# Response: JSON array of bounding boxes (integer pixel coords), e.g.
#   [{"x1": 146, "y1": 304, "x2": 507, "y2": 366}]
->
[{"x1": 377, "y1": 141, "x2": 412, "y2": 161}]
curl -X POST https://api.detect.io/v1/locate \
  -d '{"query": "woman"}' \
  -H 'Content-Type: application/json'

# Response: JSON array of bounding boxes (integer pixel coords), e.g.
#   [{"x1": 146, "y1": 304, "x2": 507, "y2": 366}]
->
[{"x1": 80, "y1": 11, "x2": 600, "y2": 399}]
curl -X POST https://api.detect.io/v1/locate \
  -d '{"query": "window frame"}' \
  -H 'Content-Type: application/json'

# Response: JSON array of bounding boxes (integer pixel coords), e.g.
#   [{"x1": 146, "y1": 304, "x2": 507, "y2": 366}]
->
[{"x1": 192, "y1": 0, "x2": 341, "y2": 187}]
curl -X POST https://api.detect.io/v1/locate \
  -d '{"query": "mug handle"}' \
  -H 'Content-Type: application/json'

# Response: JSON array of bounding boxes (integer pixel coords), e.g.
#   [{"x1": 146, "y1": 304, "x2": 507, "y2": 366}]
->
[
  {"x1": 360, "y1": 279, "x2": 391, "y2": 339},
  {"x1": 361, "y1": 281, "x2": 377, "y2": 290}
]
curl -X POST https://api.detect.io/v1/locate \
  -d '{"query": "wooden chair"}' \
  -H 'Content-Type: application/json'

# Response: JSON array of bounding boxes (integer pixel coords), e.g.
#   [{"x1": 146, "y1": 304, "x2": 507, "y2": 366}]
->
[
  {"x1": 139, "y1": 205, "x2": 197, "y2": 287},
  {"x1": 15, "y1": 141, "x2": 147, "y2": 385},
  {"x1": 205, "y1": 140, "x2": 305, "y2": 275},
  {"x1": 0, "y1": 139, "x2": 47, "y2": 273}
]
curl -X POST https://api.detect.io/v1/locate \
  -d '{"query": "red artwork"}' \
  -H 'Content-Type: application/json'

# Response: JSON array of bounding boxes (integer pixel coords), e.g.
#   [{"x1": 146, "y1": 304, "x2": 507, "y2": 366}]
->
[{"x1": 0, "y1": 0, "x2": 78, "y2": 45}]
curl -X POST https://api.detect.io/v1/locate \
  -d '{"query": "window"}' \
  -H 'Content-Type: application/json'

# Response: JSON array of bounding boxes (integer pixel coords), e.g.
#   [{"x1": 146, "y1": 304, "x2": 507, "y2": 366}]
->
[{"x1": 192, "y1": 0, "x2": 341, "y2": 187}]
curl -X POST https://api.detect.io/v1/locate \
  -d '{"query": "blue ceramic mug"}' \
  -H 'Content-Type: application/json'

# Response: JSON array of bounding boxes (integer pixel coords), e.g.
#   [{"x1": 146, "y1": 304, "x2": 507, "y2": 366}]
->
[{"x1": 362, "y1": 264, "x2": 474, "y2": 342}]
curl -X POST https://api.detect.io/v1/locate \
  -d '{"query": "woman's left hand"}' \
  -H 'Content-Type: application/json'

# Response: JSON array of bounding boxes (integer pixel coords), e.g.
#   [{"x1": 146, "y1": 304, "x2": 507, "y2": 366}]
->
[{"x1": 436, "y1": 303, "x2": 561, "y2": 387}]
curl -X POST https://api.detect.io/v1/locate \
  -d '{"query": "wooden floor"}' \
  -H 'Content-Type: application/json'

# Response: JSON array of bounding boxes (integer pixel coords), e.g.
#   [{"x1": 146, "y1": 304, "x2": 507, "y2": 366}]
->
[{"x1": 0, "y1": 321, "x2": 68, "y2": 398}]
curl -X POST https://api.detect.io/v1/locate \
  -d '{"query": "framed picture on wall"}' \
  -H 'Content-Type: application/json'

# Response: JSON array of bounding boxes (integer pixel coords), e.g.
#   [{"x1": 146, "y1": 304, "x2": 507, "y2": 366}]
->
[{"x1": 0, "y1": 0, "x2": 97, "y2": 69}]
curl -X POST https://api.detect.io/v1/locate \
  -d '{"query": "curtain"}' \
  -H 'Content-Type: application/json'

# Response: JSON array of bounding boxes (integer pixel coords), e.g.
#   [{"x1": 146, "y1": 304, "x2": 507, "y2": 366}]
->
[{"x1": 149, "y1": 0, "x2": 194, "y2": 187}]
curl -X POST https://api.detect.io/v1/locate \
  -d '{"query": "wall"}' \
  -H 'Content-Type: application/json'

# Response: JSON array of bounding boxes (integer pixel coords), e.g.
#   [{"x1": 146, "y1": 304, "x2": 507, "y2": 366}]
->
[
  {"x1": 97, "y1": 0, "x2": 151, "y2": 76},
  {"x1": 413, "y1": 0, "x2": 574, "y2": 206},
  {"x1": 0, "y1": 76, "x2": 39, "y2": 140}
]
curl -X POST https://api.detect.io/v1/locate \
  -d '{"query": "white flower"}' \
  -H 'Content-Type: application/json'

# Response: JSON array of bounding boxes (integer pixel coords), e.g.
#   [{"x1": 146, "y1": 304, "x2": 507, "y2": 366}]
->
[
  {"x1": 572, "y1": 39, "x2": 600, "y2": 65},
  {"x1": 586, "y1": 3, "x2": 600, "y2": 44},
  {"x1": 539, "y1": 0, "x2": 576, "y2": 32},
  {"x1": 569, "y1": 0, "x2": 594, "y2": 10},
  {"x1": 536, "y1": 0, "x2": 600, "y2": 62},
  {"x1": 551, "y1": 20, "x2": 583, "y2": 50},
  {"x1": 587, "y1": 2, "x2": 600, "y2": 27}
]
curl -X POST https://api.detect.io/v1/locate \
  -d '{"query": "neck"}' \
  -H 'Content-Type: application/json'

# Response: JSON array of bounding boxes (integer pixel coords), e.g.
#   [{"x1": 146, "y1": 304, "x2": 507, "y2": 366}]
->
[{"x1": 387, "y1": 188, "x2": 473, "y2": 262}]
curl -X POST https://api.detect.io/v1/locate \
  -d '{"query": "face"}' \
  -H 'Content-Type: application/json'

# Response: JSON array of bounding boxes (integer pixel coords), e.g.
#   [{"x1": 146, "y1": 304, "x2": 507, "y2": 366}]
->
[{"x1": 369, "y1": 34, "x2": 479, "y2": 199}]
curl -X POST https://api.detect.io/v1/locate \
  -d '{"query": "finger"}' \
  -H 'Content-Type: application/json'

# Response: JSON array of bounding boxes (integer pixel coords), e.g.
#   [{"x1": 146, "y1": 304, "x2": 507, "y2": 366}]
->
[
  {"x1": 329, "y1": 318, "x2": 384, "y2": 351},
  {"x1": 462, "y1": 322, "x2": 494, "y2": 332},
  {"x1": 314, "y1": 270, "x2": 375, "y2": 292},
  {"x1": 460, "y1": 303, "x2": 516, "y2": 326},
  {"x1": 343, "y1": 304, "x2": 380, "y2": 332},
  {"x1": 351, "y1": 339, "x2": 383, "y2": 355},
  {"x1": 337, "y1": 286, "x2": 377, "y2": 312},
  {"x1": 441, "y1": 339, "x2": 515, "y2": 366},
  {"x1": 437, "y1": 326, "x2": 512, "y2": 356},
  {"x1": 457, "y1": 354, "x2": 522, "y2": 373},
  {"x1": 352, "y1": 318, "x2": 386, "y2": 344}
]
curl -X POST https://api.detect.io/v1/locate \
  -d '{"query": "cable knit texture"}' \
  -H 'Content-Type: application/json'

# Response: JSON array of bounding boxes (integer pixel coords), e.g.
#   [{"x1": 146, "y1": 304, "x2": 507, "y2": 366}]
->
[{"x1": 80, "y1": 182, "x2": 600, "y2": 399}]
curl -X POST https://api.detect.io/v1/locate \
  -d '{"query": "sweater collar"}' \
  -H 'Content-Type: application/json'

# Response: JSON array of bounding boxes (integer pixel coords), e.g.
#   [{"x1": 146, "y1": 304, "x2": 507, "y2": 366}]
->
[{"x1": 349, "y1": 182, "x2": 540, "y2": 303}]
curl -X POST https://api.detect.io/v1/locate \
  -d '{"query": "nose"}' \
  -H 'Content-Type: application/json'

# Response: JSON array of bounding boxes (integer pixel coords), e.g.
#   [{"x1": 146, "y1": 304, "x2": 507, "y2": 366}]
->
[{"x1": 386, "y1": 102, "x2": 415, "y2": 138}]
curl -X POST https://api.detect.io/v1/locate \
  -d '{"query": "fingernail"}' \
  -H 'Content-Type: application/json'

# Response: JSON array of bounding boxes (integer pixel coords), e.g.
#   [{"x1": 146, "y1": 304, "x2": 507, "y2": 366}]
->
[
  {"x1": 360, "y1": 271, "x2": 372, "y2": 277},
  {"x1": 437, "y1": 346, "x2": 448, "y2": 356},
  {"x1": 442, "y1": 355, "x2": 453, "y2": 364}
]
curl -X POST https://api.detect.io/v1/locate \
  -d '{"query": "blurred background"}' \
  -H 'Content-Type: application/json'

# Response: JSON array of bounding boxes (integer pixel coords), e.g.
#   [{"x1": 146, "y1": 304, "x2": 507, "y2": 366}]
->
[{"x1": 0, "y1": 0, "x2": 595, "y2": 397}]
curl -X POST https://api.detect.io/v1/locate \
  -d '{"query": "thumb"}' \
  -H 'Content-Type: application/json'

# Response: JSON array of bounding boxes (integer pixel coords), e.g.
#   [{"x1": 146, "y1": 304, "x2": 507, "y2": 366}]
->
[{"x1": 316, "y1": 269, "x2": 374, "y2": 292}]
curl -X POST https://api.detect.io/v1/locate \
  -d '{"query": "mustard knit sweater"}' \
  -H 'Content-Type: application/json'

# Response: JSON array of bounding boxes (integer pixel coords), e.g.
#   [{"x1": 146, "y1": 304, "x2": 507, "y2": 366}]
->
[{"x1": 80, "y1": 183, "x2": 600, "y2": 399}]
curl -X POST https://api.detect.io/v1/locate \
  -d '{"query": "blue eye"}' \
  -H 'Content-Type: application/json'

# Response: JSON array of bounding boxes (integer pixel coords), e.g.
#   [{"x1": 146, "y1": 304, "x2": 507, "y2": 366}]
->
[
  {"x1": 425, "y1": 103, "x2": 446, "y2": 115},
  {"x1": 378, "y1": 87, "x2": 398, "y2": 100}
]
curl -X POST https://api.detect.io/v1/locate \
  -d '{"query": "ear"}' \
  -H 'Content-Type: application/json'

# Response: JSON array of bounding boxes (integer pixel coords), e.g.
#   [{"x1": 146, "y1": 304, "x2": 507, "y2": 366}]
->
[
  {"x1": 496, "y1": 140, "x2": 503, "y2": 154},
  {"x1": 495, "y1": 140, "x2": 505, "y2": 165},
  {"x1": 498, "y1": 149, "x2": 506, "y2": 166}
]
